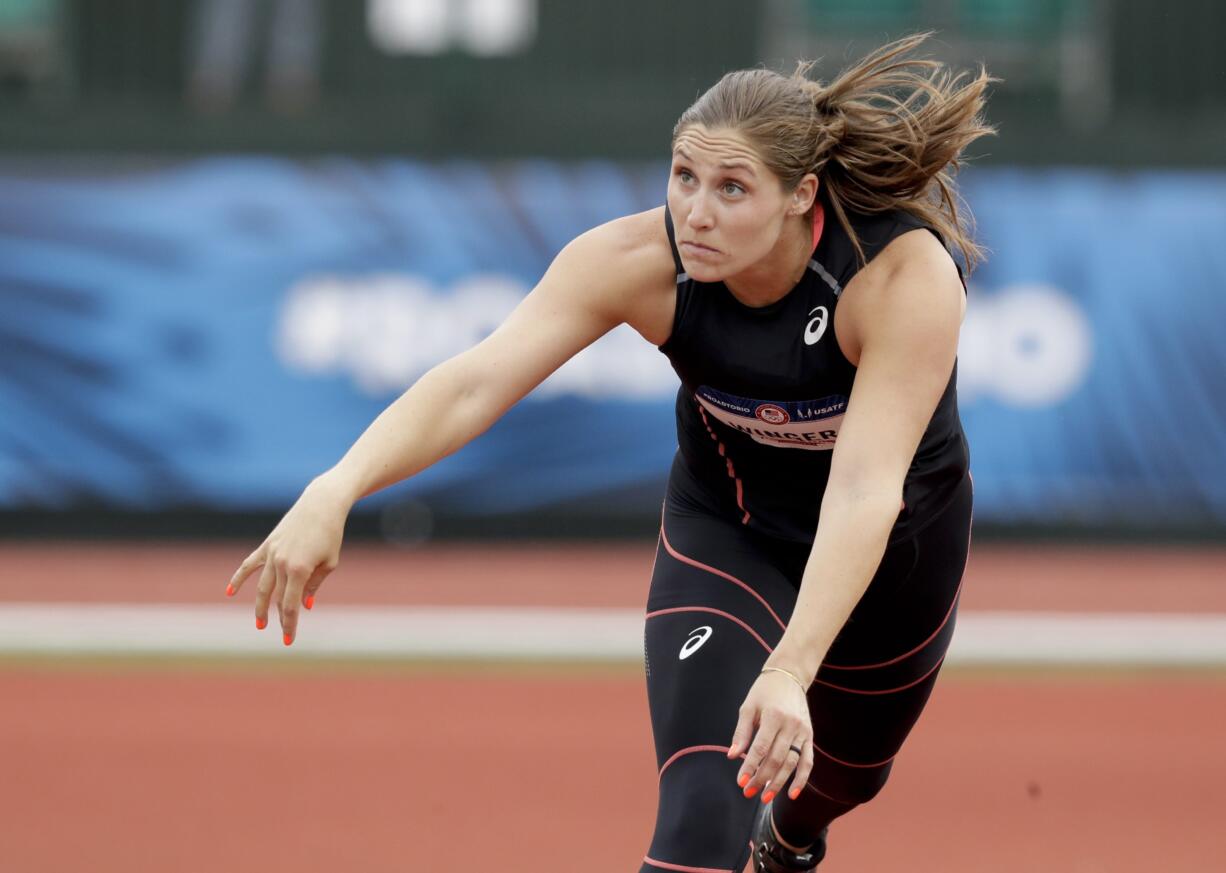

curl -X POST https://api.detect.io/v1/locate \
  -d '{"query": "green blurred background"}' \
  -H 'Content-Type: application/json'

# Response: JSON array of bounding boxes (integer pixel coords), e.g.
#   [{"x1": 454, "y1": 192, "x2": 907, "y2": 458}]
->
[{"x1": 2, "y1": 0, "x2": 1223, "y2": 165}]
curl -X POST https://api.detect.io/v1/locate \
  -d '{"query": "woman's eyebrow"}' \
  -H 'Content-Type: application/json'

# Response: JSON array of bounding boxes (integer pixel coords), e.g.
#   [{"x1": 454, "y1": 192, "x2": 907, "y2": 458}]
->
[{"x1": 672, "y1": 148, "x2": 755, "y2": 175}]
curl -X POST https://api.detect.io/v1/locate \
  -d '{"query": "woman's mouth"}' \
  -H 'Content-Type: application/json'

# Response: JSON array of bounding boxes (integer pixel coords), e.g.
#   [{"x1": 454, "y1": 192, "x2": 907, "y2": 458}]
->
[{"x1": 680, "y1": 240, "x2": 721, "y2": 256}]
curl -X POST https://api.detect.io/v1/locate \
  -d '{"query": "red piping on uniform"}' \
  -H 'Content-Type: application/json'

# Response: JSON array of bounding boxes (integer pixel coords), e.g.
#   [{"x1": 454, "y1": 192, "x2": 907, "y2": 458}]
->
[
  {"x1": 812, "y1": 654, "x2": 947, "y2": 696},
  {"x1": 658, "y1": 744, "x2": 736, "y2": 779},
  {"x1": 799, "y1": 777, "x2": 853, "y2": 805},
  {"x1": 696, "y1": 404, "x2": 750, "y2": 524},
  {"x1": 820, "y1": 579, "x2": 963, "y2": 671},
  {"x1": 650, "y1": 703, "x2": 863, "y2": 809},
  {"x1": 810, "y1": 739, "x2": 896, "y2": 770},
  {"x1": 643, "y1": 857, "x2": 733, "y2": 873},
  {"x1": 821, "y1": 476, "x2": 974, "y2": 672},
  {"x1": 653, "y1": 743, "x2": 854, "y2": 840},
  {"x1": 658, "y1": 516, "x2": 788, "y2": 632},
  {"x1": 646, "y1": 606, "x2": 773, "y2": 654}
]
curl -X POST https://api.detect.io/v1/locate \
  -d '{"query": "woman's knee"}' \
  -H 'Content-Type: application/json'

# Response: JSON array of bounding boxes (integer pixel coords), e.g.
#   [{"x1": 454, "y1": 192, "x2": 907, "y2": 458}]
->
[{"x1": 645, "y1": 754, "x2": 755, "y2": 871}]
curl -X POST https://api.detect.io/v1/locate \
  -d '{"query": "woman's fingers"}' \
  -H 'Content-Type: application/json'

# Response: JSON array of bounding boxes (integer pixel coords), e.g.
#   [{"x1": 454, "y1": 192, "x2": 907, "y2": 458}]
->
[
  {"x1": 272, "y1": 562, "x2": 289, "y2": 644},
  {"x1": 735, "y1": 703, "x2": 812, "y2": 799},
  {"x1": 301, "y1": 563, "x2": 331, "y2": 610},
  {"x1": 243, "y1": 547, "x2": 333, "y2": 643},
  {"x1": 756, "y1": 730, "x2": 805, "y2": 803},
  {"x1": 227, "y1": 547, "x2": 265, "y2": 597},
  {"x1": 738, "y1": 711, "x2": 780, "y2": 797},
  {"x1": 788, "y1": 741, "x2": 815, "y2": 801},
  {"x1": 279, "y1": 561, "x2": 318, "y2": 645},
  {"x1": 728, "y1": 703, "x2": 757, "y2": 761},
  {"x1": 775, "y1": 733, "x2": 814, "y2": 803},
  {"x1": 254, "y1": 559, "x2": 277, "y2": 631},
  {"x1": 230, "y1": 483, "x2": 350, "y2": 645}
]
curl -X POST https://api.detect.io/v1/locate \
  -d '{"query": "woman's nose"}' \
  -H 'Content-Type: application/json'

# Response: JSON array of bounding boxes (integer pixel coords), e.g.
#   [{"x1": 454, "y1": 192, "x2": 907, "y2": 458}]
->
[{"x1": 686, "y1": 196, "x2": 714, "y2": 229}]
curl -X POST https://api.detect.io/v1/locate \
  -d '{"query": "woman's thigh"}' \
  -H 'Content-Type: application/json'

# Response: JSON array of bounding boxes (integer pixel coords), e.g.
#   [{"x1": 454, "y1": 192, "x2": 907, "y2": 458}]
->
[
  {"x1": 640, "y1": 499, "x2": 804, "y2": 871},
  {"x1": 802, "y1": 475, "x2": 974, "y2": 799}
]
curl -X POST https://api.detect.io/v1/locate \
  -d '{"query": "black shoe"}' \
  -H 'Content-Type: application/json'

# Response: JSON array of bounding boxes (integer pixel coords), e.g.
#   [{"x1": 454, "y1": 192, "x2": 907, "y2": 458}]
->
[{"x1": 750, "y1": 800, "x2": 827, "y2": 872}]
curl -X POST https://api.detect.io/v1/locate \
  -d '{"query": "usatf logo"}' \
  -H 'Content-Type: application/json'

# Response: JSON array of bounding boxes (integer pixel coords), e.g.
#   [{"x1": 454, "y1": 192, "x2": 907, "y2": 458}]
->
[
  {"x1": 679, "y1": 626, "x2": 714, "y2": 660},
  {"x1": 755, "y1": 404, "x2": 790, "y2": 426},
  {"x1": 803, "y1": 305, "x2": 829, "y2": 346}
]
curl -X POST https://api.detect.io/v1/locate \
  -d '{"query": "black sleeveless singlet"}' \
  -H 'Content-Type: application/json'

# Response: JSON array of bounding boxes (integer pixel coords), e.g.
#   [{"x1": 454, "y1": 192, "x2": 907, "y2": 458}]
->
[{"x1": 658, "y1": 196, "x2": 970, "y2": 544}]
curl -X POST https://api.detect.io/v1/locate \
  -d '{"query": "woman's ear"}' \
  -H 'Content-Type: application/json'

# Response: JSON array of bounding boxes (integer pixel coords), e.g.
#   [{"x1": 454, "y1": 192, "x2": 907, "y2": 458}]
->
[{"x1": 791, "y1": 173, "x2": 819, "y2": 215}]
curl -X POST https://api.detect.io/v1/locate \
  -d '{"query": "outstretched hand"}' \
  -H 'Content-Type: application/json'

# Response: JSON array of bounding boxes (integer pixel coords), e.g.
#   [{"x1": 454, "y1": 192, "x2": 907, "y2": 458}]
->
[
  {"x1": 728, "y1": 668, "x2": 814, "y2": 804},
  {"x1": 225, "y1": 477, "x2": 350, "y2": 645}
]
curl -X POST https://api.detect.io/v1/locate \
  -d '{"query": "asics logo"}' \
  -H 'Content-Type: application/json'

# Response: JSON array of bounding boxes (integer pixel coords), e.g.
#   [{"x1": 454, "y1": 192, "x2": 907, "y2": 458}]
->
[
  {"x1": 804, "y1": 306, "x2": 828, "y2": 346},
  {"x1": 679, "y1": 626, "x2": 714, "y2": 660}
]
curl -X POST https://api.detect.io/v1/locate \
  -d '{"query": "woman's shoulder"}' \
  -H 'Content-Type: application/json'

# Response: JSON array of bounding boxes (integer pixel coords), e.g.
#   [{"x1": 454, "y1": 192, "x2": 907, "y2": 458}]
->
[
  {"x1": 842, "y1": 219, "x2": 963, "y2": 324},
  {"x1": 824, "y1": 196, "x2": 956, "y2": 287},
  {"x1": 551, "y1": 206, "x2": 676, "y2": 291},
  {"x1": 549, "y1": 207, "x2": 679, "y2": 344},
  {"x1": 837, "y1": 202, "x2": 928, "y2": 256},
  {"x1": 581, "y1": 206, "x2": 676, "y2": 271}
]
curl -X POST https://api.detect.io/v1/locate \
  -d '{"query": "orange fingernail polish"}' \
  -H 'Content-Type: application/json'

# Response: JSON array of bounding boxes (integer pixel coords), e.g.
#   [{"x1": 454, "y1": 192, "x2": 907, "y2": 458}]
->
[
  {"x1": 256, "y1": 616, "x2": 267, "y2": 630},
  {"x1": 744, "y1": 785, "x2": 760, "y2": 799},
  {"x1": 789, "y1": 788, "x2": 801, "y2": 800},
  {"x1": 762, "y1": 791, "x2": 776, "y2": 804},
  {"x1": 283, "y1": 633, "x2": 292, "y2": 646},
  {"x1": 305, "y1": 595, "x2": 314, "y2": 610},
  {"x1": 737, "y1": 773, "x2": 750, "y2": 788},
  {"x1": 225, "y1": 583, "x2": 235, "y2": 597}
]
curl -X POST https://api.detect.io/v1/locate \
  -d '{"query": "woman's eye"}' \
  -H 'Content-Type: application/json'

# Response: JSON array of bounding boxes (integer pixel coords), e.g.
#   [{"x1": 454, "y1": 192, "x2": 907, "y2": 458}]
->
[
  {"x1": 677, "y1": 169, "x2": 694, "y2": 184},
  {"x1": 722, "y1": 182, "x2": 744, "y2": 196}
]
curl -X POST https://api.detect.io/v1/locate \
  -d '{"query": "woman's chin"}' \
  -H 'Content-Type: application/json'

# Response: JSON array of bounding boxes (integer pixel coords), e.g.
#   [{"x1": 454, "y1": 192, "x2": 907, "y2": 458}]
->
[{"x1": 681, "y1": 262, "x2": 728, "y2": 283}]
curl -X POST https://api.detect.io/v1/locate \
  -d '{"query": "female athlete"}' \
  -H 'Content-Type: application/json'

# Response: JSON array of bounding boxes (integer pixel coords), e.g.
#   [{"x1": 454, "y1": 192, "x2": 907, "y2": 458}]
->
[{"x1": 228, "y1": 33, "x2": 994, "y2": 872}]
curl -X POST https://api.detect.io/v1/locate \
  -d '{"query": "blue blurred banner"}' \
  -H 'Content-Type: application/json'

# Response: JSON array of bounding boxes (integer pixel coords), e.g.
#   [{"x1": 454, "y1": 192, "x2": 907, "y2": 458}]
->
[{"x1": 2, "y1": 160, "x2": 1224, "y2": 527}]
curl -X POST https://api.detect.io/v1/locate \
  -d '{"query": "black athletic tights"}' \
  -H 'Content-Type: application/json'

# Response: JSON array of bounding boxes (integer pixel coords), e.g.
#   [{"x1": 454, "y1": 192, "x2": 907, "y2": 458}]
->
[{"x1": 640, "y1": 474, "x2": 972, "y2": 873}]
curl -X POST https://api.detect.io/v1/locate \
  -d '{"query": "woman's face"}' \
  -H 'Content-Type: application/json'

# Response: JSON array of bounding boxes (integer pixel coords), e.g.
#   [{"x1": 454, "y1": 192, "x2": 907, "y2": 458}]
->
[{"x1": 667, "y1": 125, "x2": 796, "y2": 283}]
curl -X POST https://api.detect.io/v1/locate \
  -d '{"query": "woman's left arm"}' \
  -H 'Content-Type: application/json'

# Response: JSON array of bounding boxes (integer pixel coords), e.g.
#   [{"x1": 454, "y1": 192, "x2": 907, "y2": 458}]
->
[{"x1": 730, "y1": 230, "x2": 966, "y2": 803}]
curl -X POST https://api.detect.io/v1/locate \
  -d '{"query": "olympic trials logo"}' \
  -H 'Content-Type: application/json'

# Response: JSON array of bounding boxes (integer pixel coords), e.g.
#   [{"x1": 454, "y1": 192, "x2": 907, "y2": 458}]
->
[{"x1": 755, "y1": 404, "x2": 790, "y2": 426}]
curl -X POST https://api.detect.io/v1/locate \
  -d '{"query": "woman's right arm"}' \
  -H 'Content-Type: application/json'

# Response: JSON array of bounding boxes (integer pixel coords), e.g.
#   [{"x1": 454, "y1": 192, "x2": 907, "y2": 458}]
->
[{"x1": 228, "y1": 208, "x2": 675, "y2": 642}]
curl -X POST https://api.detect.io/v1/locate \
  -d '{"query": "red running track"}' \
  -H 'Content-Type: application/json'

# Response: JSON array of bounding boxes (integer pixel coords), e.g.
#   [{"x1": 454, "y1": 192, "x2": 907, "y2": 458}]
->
[
  {"x1": 1, "y1": 541, "x2": 1224, "y2": 612},
  {"x1": 2, "y1": 542, "x2": 1224, "y2": 871},
  {"x1": 2, "y1": 668, "x2": 1225, "y2": 872}
]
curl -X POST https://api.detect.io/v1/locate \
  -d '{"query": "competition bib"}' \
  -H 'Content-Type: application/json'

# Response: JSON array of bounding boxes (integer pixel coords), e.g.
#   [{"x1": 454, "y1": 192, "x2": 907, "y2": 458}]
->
[{"x1": 695, "y1": 385, "x2": 848, "y2": 451}]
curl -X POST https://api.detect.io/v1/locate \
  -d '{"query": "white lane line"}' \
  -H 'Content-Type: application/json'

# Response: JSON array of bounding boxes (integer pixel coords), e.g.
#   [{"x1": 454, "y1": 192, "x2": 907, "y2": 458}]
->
[
  {"x1": 950, "y1": 612, "x2": 1226, "y2": 665},
  {"x1": 2, "y1": 605, "x2": 1226, "y2": 665},
  {"x1": 0, "y1": 605, "x2": 638, "y2": 660}
]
